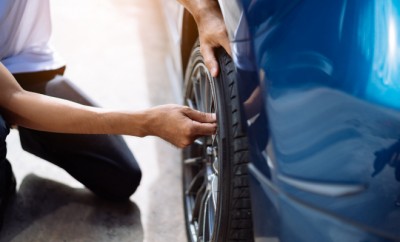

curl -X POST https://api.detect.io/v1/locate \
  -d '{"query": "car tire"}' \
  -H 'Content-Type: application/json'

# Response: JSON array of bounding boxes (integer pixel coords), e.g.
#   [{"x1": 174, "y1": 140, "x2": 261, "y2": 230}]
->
[{"x1": 182, "y1": 40, "x2": 254, "y2": 242}]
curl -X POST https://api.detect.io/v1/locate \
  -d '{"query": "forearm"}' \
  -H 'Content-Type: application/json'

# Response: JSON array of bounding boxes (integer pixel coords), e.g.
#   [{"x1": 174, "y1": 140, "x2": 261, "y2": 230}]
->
[{"x1": 3, "y1": 90, "x2": 149, "y2": 136}]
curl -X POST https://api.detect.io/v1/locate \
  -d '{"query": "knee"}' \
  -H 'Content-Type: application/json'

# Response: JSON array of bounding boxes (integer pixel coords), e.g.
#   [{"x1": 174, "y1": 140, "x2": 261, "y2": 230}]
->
[
  {"x1": 119, "y1": 166, "x2": 142, "y2": 199},
  {"x1": 96, "y1": 165, "x2": 142, "y2": 201}
]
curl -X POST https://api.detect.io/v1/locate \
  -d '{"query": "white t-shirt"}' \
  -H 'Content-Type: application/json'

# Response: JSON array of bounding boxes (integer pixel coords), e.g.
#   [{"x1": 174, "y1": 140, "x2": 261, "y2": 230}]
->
[{"x1": 0, "y1": 0, "x2": 64, "y2": 74}]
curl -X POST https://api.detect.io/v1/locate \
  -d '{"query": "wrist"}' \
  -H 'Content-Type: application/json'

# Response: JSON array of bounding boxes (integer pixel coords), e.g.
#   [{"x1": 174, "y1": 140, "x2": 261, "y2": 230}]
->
[
  {"x1": 185, "y1": 0, "x2": 221, "y2": 24},
  {"x1": 110, "y1": 110, "x2": 151, "y2": 137},
  {"x1": 138, "y1": 109, "x2": 156, "y2": 137}
]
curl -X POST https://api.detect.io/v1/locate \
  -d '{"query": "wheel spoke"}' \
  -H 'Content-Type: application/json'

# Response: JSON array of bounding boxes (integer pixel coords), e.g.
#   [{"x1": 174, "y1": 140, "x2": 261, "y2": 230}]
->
[
  {"x1": 194, "y1": 138, "x2": 204, "y2": 146},
  {"x1": 200, "y1": 71, "x2": 206, "y2": 106},
  {"x1": 184, "y1": 156, "x2": 203, "y2": 166},
  {"x1": 210, "y1": 76, "x2": 217, "y2": 112},
  {"x1": 186, "y1": 98, "x2": 195, "y2": 109},
  {"x1": 207, "y1": 191, "x2": 215, "y2": 241},
  {"x1": 197, "y1": 70, "x2": 206, "y2": 112},
  {"x1": 193, "y1": 79, "x2": 203, "y2": 112},
  {"x1": 202, "y1": 73, "x2": 211, "y2": 113},
  {"x1": 198, "y1": 189, "x2": 210, "y2": 239},
  {"x1": 210, "y1": 77, "x2": 218, "y2": 146},
  {"x1": 210, "y1": 174, "x2": 219, "y2": 213},
  {"x1": 192, "y1": 183, "x2": 206, "y2": 222},
  {"x1": 186, "y1": 168, "x2": 205, "y2": 195}
]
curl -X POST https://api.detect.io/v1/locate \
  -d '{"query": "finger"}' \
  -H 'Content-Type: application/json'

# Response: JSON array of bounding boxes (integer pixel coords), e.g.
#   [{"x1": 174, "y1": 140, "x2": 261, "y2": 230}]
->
[
  {"x1": 185, "y1": 108, "x2": 216, "y2": 123},
  {"x1": 201, "y1": 45, "x2": 219, "y2": 77},
  {"x1": 220, "y1": 35, "x2": 232, "y2": 56},
  {"x1": 191, "y1": 121, "x2": 217, "y2": 136}
]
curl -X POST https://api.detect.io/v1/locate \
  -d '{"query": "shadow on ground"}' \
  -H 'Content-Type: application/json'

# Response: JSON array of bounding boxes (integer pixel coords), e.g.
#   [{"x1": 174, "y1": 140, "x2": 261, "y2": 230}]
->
[{"x1": 1, "y1": 174, "x2": 143, "y2": 242}]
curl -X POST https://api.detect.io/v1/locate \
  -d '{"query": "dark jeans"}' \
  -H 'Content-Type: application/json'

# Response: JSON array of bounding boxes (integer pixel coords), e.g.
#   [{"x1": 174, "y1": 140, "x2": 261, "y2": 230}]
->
[
  {"x1": 3, "y1": 67, "x2": 142, "y2": 201},
  {"x1": 0, "y1": 115, "x2": 9, "y2": 169}
]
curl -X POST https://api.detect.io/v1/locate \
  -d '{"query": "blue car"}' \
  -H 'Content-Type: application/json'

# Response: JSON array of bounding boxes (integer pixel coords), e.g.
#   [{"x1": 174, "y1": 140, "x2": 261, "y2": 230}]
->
[{"x1": 163, "y1": 0, "x2": 400, "y2": 241}]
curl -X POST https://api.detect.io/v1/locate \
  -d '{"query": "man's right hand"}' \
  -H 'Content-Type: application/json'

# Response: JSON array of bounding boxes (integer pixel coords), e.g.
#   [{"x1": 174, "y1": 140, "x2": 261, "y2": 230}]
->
[{"x1": 143, "y1": 104, "x2": 217, "y2": 148}]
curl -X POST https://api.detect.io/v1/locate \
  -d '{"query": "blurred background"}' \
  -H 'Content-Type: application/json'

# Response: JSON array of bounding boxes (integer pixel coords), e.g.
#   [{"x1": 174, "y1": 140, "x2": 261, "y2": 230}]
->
[{"x1": 3, "y1": 0, "x2": 186, "y2": 241}]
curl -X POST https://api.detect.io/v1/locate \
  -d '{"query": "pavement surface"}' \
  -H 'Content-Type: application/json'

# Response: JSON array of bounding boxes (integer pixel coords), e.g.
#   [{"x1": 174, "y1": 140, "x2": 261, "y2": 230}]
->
[{"x1": 2, "y1": 0, "x2": 186, "y2": 241}]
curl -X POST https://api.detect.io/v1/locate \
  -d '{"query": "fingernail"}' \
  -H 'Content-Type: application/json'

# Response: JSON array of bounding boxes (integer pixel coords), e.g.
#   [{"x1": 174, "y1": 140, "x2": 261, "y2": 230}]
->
[{"x1": 211, "y1": 113, "x2": 217, "y2": 120}]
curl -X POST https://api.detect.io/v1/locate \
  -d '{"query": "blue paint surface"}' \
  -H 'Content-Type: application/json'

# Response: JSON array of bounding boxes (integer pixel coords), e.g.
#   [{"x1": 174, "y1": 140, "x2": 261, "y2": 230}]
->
[{"x1": 219, "y1": 0, "x2": 400, "y2": 241}]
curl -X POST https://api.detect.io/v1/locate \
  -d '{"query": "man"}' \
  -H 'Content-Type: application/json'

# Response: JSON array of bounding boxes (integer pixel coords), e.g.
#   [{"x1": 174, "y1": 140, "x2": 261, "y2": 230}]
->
[{"x1": 0, "y1": 0, "x2": 229, "y2": 220}]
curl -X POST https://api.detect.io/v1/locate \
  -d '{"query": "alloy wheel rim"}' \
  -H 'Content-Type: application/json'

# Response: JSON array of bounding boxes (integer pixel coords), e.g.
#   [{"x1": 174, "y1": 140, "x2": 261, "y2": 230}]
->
[{"x1": 183, "y1": 60, "x2": 219, "y2": 242}]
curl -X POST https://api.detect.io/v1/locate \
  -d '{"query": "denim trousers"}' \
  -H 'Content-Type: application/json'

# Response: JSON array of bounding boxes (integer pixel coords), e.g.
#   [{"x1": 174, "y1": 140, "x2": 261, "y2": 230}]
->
[
  {"x1": 0, "y1": 115, "x2": 9, "y2": 171},
  {"x1": 1, "y1": 68, "x2": 142, "y2": 201}
]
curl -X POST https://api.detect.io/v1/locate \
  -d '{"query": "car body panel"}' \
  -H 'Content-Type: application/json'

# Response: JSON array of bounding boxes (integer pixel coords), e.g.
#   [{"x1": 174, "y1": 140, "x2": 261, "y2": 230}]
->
[{"x1": 219, "y1": 0, "x2": 400, "y2": 241}]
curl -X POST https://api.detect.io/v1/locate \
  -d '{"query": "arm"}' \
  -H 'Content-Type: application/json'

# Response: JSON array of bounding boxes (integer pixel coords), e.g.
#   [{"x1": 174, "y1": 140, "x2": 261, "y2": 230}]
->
[
  {"x1": 178, "y1": 0, "x2": 231, "y2": 77},
  {"x1": 0, "y1": 63, "x2": 216, "y2": 148}
]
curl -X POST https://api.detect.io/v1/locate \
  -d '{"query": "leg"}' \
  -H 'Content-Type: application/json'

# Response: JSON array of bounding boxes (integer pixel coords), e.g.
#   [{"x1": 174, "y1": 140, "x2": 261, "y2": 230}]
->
[
  {"x1": 14, "y1": 71, "x2": 141, "y2": 200},
  {"x1": 0, "y1": 114, "x2": 15, "y2": 224},
  {"x1": 18, "y1": 129, "x2": 142, "y2": 200},
  {"x1": 0, "y1": 114, "x2": 8, "y2": 167}
]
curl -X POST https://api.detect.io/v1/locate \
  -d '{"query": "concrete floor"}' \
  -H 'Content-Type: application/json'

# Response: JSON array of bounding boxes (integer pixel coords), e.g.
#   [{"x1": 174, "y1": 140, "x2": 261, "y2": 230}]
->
[{"x1": 2, "y1": 0, "x2": 186, "y2": 241}]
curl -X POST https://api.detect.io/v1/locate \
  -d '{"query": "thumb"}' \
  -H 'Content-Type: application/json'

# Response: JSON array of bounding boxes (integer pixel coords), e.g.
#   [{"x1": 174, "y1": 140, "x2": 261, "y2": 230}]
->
[
  {"x1": 221, "y1": 36, "x2": 232, "y2": 57},
  {"x1": 202, "y1": 45, "x2": 219, "y2": 77}
]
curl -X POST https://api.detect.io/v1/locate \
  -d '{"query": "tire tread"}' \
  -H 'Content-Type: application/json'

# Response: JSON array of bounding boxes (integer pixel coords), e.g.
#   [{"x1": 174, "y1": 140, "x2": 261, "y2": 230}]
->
[{"x1": 217, "y1": 49, "x2": 254, "y2": 242}]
